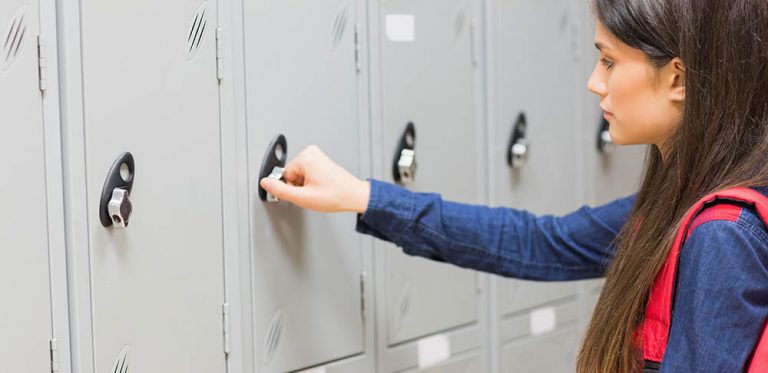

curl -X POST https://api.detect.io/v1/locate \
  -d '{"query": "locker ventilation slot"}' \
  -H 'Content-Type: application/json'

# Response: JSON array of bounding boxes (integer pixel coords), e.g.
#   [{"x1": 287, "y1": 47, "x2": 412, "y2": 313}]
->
[
  {"x1": 110, "y1": 346, "x2": 131, "y2": 373},
  {"x1": 453, "y1": 7, "x2": 467, "y2": 44},
  {"x1": 186, "y1": 2, "x2": 208, "y2": 60},
  {"x1": 396, "y1": 283, "x2": 412, "y2": 330},
  {"x1": 330, "y1": 4, "x2": 348, "y2": 51},
  {"x1": 263, "y1": 309, "x2": 284, "y2": 367},
  {"x1": 2, "y1": 5, "x2": 28, "y2": 72}
]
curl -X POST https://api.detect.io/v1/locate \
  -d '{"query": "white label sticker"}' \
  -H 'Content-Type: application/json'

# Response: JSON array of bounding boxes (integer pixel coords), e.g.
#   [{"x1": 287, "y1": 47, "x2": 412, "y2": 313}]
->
[
  {"x1": 530, "y1": 307, "x2": 557, "y2": 336},
  {"x1": 386, "y1": 14, "x2": 416, "y2": 42},
  {"x1": 296, "y1": 368, "x2": 326, "y2": 373},
  {"x1": 417, "y1": 334, "x2": 451, "y2": 368}
]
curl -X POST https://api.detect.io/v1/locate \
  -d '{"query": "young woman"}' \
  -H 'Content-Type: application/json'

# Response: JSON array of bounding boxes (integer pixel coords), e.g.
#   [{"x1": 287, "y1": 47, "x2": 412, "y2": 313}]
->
[{"x1": 259, "y1": 0, "x2": 768, "y2": 371}]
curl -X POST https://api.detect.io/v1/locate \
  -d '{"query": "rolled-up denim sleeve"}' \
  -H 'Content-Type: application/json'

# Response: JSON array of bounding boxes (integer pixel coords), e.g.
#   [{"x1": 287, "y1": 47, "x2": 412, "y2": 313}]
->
[{"x1": 356, "y1": 179, "x2": 635, "y2": 281}]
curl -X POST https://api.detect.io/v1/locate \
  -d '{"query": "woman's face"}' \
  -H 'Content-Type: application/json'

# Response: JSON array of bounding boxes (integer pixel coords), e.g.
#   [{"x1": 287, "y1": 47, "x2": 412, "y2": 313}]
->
[{"x1": 587, "y1": 22, "x2": 685, "y2": 149}]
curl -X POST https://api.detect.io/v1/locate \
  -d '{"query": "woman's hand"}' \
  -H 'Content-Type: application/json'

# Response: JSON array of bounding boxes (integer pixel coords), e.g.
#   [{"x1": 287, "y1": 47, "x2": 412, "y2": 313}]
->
[{"x1": 259, "y1": 145, "x2": 370, "y2": 213}]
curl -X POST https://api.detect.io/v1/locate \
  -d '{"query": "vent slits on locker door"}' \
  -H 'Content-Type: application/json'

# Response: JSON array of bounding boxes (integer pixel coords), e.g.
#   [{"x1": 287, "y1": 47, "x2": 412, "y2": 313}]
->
[
  {"x1": 330, "y1": 3, "x2": 348, "y2": 51},
  {"x1": 110, "y1": 345, "x2": 131, "y2": 373},
  {"x1": 396, "y1": 282, "x2": 412, "y2": 331},
  {"x1": 2, "y1": 5, "x2": 28, "y2": 72},
  {"x1": 186, "y1": 2, "x2": 208, "y2": 60},
  {"x1": 263, "y1": 309, "x2": 284, "y2": 367},
  {"x1": 452, "y1": 5, "x2": 467, "y2": 44}
]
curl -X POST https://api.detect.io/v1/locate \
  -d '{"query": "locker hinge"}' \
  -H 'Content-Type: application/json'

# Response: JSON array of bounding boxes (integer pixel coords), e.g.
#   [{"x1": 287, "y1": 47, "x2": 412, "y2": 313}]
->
[
  {"x1": 354, "y1": 22, "x2": 362, "y2": 73},
  {"x1": 222, "y1": 303, "x2": 231, "y2": 356},
  {"x1": 216, "y1": 27, "x2": 224, "y2": 81},
  {"x1": 360, "y1": 272, "x2": 367, "y2": 320},
  {"x1": 37, "y1": 36, "x2": 47, "y2": 92},
  {"x1": 49, "y1": 339, "x2": 59, "y2": 373}
]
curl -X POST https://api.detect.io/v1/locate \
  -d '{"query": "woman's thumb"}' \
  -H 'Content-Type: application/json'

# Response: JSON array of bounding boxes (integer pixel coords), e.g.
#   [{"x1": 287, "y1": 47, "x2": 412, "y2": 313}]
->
[{"x1": 260, "y1": 178, "x2": 303, "y2": 203}]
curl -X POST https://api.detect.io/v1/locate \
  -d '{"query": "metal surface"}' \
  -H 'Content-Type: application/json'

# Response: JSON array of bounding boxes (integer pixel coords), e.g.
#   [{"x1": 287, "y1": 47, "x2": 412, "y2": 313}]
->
[
  {"x1": 0, "y1": 1, "x2": 54, "y2": 372},
  {"x1": 397, "y1": 149, "x2": 417, "y2": 183},
  {"x1": 77, "y1": 0, "x2": 226, "y2": 371},
  {"x1": 241, "y1": 0, "x2": 370, "y2": 371},
  {"x1": 107, "y1": 188, "x2": 132, "y2": 228},
  {"x1": 376, "y1": 0, "x2": 484, "y2": 347}
]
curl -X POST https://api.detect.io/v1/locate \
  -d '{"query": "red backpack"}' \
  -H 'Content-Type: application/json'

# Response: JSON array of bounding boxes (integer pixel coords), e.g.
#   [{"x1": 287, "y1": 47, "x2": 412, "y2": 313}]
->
[{"x1": 639, "y1": 187, "x2": 768, "y2": 371}]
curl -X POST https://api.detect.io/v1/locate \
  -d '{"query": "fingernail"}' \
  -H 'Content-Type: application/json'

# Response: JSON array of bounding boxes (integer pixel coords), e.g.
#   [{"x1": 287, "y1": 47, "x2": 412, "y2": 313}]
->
[{"x1": 260, "y1": 178, "x2": 271, "y2": 188}]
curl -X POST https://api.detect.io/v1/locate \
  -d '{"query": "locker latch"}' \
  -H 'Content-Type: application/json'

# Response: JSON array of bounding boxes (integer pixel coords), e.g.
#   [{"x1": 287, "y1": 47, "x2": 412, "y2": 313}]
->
[
  {"x1": 99, "y1": 152, "x2": 135, "y2": 228},
  {"x1": 393, "y1": 122, "x2": 417, "y2": 185},
  {"x1": 108, "y1": 188, "x2": 132, "y2": 228},
  {"x1": 258, "y1": 134, "x2": 288, "y2": 203},
  {"x1": 597, "y1": 117, "x2": 614, "y2": 154},
  {"x1": 507, "y1": 112, "x2": 530, "y2": 170}
]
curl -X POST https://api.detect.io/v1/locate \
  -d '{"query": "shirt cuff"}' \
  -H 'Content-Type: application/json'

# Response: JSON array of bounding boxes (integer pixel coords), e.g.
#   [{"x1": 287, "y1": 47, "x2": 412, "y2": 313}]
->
[{"x1": 355, "y1": 178, "x2": 415, "y2": 244}]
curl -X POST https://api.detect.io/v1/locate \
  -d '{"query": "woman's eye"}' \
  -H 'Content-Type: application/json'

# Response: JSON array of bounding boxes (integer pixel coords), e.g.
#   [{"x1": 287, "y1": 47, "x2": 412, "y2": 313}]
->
[{"x1": 600, "y1": 58, "x2": 614, "y2": 69}]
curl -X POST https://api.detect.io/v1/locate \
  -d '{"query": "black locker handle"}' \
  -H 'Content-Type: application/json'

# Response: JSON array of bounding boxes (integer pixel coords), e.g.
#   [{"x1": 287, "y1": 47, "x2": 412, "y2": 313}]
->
[
  {"x1": 507, "y1": 112, "x2": 530, "y2": 169},
  {"x1": 99, "y1": 152, "x2": 135, "y2": 227},
  {"x1": 597, "y1": 117, "x2": 614, "y2": 154},
  {"x1": 393, "y1": 122, "x2": 417, "y2": 184},
  {"x1": 258, "y1": 134, "x2": 288, "y2": 202}
]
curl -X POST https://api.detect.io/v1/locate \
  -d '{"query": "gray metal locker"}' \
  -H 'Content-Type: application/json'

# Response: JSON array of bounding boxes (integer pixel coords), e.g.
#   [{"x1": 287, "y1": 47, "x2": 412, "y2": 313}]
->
[
  {"x1": 502, "y1": 327, "x2": 580, "y2": 372},
  {"x1": 370, "y1": 0, "x2": 486, "y2": 368},
  {"x1": 498, "y1": 301, "x2": 580, "y2": 372},
  {"x1": 72, "y1": 0, "x2": 226, "y2": 371},
  {"x1": 0, "y1": 2, "x2": 54, "y2": 371},
  {"x1": 240, "y1": 0, "x2": 373, "y2": 371},
  {"x1": 486, "y1": 0, "x2": 586, "y2": 371},
  {"x1": 407, "y1": 354, "x2": 481, "y2": 373}
]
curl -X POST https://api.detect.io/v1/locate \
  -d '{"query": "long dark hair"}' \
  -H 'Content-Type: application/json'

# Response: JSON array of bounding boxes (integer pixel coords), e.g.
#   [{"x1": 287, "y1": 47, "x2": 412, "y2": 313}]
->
[{"x1": 578, "y1": 0, "x2": 768, "y2": 371}]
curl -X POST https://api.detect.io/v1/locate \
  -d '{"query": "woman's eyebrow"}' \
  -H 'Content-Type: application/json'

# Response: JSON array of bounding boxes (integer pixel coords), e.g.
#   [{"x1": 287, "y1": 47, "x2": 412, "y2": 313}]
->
[{"x1": 595, "y1": 41, "x2": 607, "y2": 51}]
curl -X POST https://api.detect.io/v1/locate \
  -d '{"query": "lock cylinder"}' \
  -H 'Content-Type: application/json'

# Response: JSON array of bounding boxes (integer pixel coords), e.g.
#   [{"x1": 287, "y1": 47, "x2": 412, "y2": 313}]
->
[
  {"x1": 108, "y1": 188, "x2": 133, "y2": 228},
  {"x1": 265, "y1": 166, "x2": 286, "y2": 203},
  {"x1": 397, "y1": 149, "x2": 417, "y2": 184}
]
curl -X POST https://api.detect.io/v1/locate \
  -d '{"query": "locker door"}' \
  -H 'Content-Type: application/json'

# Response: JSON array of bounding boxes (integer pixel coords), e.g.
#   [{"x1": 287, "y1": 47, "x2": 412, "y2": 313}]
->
[
  {"x1": 242, "y1": 1, "x2": 368, "y2": 371},
  {"x1": 79, "y1": 0, "x2": 225, "y2": 371},
  {"x1": 377, "y1": 0, "x2": 483, "y2": 345},
  {"x1": 415, "y1": 354, "x2": 480, "y2": 373},
  {"x1": 489, "y1": 0, "x2": 583, "y2": 366},
  {"x1": 0, "y1": 2, "x2": 54, "y2": 372},
  {"x1": 502, "y1": 328, "x2": 580, "y2": 372}
]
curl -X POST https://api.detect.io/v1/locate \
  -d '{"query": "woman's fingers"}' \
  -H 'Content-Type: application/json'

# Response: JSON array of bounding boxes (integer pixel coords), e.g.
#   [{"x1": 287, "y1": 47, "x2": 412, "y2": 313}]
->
[
  {"x1": 282, "y1": 158, "x2": 306, "y2": 186},
  {"x1": 259, "y1": 145, "x2": 369, "y2": 213}
]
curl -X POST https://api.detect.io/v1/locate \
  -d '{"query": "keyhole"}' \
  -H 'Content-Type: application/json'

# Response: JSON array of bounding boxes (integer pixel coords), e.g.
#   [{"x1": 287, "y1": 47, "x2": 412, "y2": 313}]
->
[
  {"x1": 405, "y1": 132, "x2": 415, "y2": 148},
  {"x1": 113, "y1": 215, "x2": 122, "y2": 224},
  {"x1": 120, "y1": 163, "x2": 132, "y2": 182},
  {"x1": 274, "y1": 143, "x2": 285, "y2": 162}
]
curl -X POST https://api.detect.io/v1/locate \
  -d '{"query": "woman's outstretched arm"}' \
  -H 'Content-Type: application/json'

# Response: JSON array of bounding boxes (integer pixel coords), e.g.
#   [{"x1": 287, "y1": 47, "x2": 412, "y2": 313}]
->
[
  {"x1": 259, "y1": 145, "x2": 635, "y2": 281},
  {"x1": 356, "y1": 179, "x2": 634, "y2": 281}
]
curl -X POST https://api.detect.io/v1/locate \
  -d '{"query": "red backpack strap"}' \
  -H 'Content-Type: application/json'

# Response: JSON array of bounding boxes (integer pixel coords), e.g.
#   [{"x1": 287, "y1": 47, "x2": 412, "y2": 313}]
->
[
  {"x1": 749, "y1": 321, "x2": 768, "y2": 372},
  {"x1": 642, "y1": 187, "x2": 768, "y2": 364}
]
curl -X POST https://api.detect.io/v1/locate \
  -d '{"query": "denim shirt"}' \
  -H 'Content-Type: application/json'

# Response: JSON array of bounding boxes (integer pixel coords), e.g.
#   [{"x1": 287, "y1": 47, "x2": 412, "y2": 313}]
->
[{"x1": 356, "y1": 179, "x2": 768, "y2": 371}]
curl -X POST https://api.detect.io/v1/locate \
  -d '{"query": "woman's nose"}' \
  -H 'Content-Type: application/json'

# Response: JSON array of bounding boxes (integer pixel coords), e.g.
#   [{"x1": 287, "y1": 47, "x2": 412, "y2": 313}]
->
[{"x1": 587, "y1": 64, "x2": 608, "y2": 97}]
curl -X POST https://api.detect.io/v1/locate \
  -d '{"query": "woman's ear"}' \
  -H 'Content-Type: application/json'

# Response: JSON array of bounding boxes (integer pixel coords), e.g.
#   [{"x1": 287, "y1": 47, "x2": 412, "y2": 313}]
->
[{"x1": 668, "y1": 57, "x2": 686, "y2": 103}]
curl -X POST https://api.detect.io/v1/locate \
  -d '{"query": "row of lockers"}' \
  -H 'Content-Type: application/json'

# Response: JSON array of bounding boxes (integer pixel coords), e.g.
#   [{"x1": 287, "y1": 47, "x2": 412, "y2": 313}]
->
[{"x1": 0, "y1": 0, "x2": 644, "y2": 372}]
